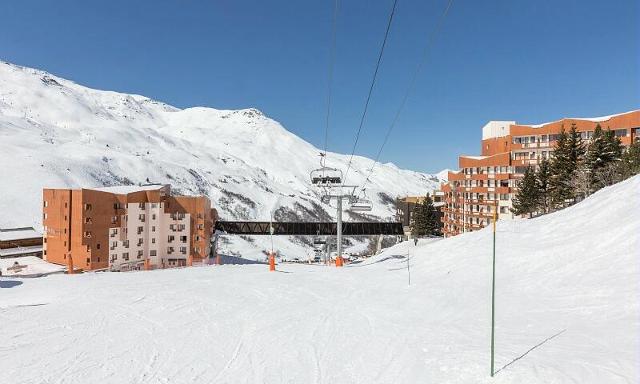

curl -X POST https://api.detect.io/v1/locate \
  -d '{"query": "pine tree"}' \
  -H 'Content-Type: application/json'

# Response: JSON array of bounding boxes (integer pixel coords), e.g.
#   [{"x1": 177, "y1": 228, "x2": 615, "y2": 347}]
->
[
  {"x1": 422, "y1": 194, "x2": 441, "y2": 236},
  {"x1": 584, "y1": 124, "x2": 606, "y2": 191},
  {"x1": 549, "y1": 127, "x2": 572, "y2": 207},
  {"x1": 536, "y1": 158, "x2": 552, "y2": 213},
  {"x1": 410, "y1": 199, "x2": 427, "y2": 238},
  {"x1": 512, "y1": 166, "x2": 539, "y2": 217},
  {"x1": 550, "y1": 124, "x2": 585, "y2": 207},
  {"x1": 619, "y1": 138, "x2": 640, "y2": 178},
  {"x1": 410, "y1": 194, "x2": 441, "y2": 237}
]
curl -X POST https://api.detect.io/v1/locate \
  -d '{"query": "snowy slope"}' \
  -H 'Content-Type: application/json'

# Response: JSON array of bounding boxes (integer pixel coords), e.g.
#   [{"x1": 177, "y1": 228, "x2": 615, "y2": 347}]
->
[
  {"x1": 0, "y1": 175, "x2": 637, "y2": 383},
  {"x1": 0, "y1": 60, "x2": 443, "y2": 257}
]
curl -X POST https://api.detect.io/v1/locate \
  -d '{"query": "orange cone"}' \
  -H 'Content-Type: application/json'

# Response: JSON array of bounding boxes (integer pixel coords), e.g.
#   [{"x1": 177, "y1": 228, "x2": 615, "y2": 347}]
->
[{"x1": 336, "y1": 256, "x2": 344, "y2": 267}]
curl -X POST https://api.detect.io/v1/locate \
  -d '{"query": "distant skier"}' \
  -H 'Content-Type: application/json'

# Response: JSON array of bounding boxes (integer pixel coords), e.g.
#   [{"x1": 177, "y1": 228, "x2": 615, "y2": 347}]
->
[{"x1": 414, "y1": 238, "x2": 418, "y2": 246}]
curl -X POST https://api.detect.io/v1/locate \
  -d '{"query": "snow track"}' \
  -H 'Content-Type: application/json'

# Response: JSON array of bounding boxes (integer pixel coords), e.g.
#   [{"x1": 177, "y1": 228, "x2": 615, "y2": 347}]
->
[{"x1": 0, "y1": 177, "x2": 638, "y2": 383}]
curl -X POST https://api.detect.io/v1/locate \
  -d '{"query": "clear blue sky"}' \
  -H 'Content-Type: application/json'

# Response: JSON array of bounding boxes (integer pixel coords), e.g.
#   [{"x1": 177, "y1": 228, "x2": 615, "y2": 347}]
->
[{"x1": 1, "y1": 0, "x2": 638, "y2": 173}]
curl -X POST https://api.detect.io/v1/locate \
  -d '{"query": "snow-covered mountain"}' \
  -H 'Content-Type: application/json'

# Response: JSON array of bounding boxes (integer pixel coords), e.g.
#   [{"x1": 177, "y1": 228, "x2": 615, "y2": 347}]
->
[{"x1": 0, "y1": 61, "x2": 444, "y2": 257}]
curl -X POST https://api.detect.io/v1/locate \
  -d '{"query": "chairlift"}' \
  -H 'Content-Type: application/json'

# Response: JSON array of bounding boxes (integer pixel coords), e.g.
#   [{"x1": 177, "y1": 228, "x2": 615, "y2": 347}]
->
[
  {"x1": 350, "y1": 197, "x2": 373, "y2": 212},
  {"x1": 310, "y1": 167, "x2": 342, "y2": 186}
]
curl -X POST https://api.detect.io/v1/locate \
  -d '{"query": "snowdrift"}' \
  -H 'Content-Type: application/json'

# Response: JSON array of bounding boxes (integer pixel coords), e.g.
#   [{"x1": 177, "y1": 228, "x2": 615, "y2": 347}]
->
[{"x1": 0, "y1": 176, "x2": 637, "y2": 383}]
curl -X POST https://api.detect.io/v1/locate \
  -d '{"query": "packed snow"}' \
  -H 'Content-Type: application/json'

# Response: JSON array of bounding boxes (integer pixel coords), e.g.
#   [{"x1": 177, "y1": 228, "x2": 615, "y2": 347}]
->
[
  {"x1": 0, "y1": 60, "x2": 444, "y2": 258},
  {"x1": 1, "y1": 175, "x2": 637, "y2": 383}
]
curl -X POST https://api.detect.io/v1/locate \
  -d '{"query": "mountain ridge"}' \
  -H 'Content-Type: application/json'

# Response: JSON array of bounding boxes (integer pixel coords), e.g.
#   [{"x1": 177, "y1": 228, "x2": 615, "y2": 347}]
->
[{"x1": 0, "y1": 60, "x2": 444, "y2": 258}]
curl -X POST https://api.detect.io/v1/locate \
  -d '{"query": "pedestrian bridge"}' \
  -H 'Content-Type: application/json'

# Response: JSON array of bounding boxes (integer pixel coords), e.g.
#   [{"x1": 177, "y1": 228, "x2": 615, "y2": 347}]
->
[{"x1": 214, "y1": 221, "x2": 403, "y2": 236}]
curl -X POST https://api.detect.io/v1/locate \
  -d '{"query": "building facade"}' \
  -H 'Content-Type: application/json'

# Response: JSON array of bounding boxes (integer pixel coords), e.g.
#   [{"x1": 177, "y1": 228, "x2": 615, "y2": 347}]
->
[
  {"x1": 42, "y1": 184, "x2": 216, "y2": 271},
  {"x1": 440, "y1": 110, "x2": 640, "y2": 237}
]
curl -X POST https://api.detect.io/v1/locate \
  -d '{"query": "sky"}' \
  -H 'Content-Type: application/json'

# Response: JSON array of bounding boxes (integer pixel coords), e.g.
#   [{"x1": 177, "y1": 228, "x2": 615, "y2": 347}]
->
[{"x1": 1, "y1": 0, "x2": 638, "y2": 174}]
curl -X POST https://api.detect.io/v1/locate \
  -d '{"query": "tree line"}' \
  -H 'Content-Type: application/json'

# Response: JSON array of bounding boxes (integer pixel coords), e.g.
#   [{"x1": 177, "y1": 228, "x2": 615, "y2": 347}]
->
[{"x1": 513, "y1": 124, "x2": 640, "y2": 217}]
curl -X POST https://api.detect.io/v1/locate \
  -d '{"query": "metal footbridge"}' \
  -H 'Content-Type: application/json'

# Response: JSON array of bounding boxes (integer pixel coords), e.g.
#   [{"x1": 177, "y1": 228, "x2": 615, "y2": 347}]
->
[{"x1": 214, "y1": 221, "x2": 403, "y2": 236}]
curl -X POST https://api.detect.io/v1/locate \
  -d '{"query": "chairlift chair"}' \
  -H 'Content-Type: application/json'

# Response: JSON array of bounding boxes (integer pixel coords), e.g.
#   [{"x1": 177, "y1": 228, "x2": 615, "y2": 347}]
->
[
  {"x1": 310, "y1": 167, "x2": 343, "y2": 186},
  {"x1": 350, "y1": 197, "x2": 373, "y2": 212}
]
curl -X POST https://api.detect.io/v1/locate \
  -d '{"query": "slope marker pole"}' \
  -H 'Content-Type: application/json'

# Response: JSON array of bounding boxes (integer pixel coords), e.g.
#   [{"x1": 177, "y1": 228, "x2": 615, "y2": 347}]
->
[{"x1": 491, "y1": 202, "x2": 497, "y2": 377}]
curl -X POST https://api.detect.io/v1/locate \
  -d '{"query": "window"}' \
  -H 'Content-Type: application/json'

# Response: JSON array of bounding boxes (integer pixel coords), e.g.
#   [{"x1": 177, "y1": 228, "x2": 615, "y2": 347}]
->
[
  {"x1": 168, "y1": 235, "x2": 175, "y2": 243},
  {"x1": 196, "y1": 235, "x2": 200, "y2": 242},
  {"x1": 123, "y1": 240, "x2": 129, "y2": 248},
  {"x1": 180, "y1": 235, "x2": 187, "y2": 243},
  {"x1": 152, "y1": 214, "x2": 156, "y2": 220},
  {"x1": 123, "y1": 252, "x2": 129, "y2": 261},
  {"x1": 43, "y1": 201, "x2": 48, "y2": 207},
  {"x1": 86, "y1": 258, "x2": 90, "y2": 264},
  {"x1": 150, "y1": 250, "x2": 157, "y2": 257},
  {"x1": 152, "y1": 238, "x2": 156, "y2": 244},
  {"x1": 139, "y1": 214, "x2": 145, "y2": 221},
  {"x1": 137, "y1": 226, "x2": 143, "y2": 235},
  {"x1": 111, "y1": 253, "x2": 117, "y2": 261},
  {"x1": 85, "y1": 217, "x2": 92, "y2": 224},
  {"x1": 180, "y1": 247, "x2": 187, "y2": 254},
  {"x1": 83, "y1": 231, "x2": 92, "y2": 238},
  {"x1": 137, "y1": 250, "x2": 143, "y2": 258},
  {"x1": 84, "y1": 203, "x2": 92, "y2": 211},
  {"x1": 139, "y1": 202, "x2": 145, "y2": 209},
  {"x1": 114, "y1": 203, "x2": 121, "y2": 210},
  {"x1": 614, "y1": 129, "x2": 627, "y2": 137},
  {"x1": 43, "y1": 213, "x2": 48, "y2": 220},
  {"x1": 152, "y1": 226, "x2": 156, "y2": 232},
  {"x1": 500, "y1": 206, "x2": 508, "y2": 213},
  {"x1": 151, "y1": 203, "x2": 158, "y2": 208},
  {"x1": 96, "y1": 243, "x2": 101, "y2": 250},
  {"x1": 111, "y1": 216, "x2": 118, "y2": 224}
]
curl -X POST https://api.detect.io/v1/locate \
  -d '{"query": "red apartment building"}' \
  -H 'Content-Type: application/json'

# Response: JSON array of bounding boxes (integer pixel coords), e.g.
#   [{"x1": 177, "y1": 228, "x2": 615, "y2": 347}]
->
[
  {"x1": 43, "y1": 184, "x2": 216, "y2": 271},
  {"x1": 440, "y1": 110, "x2": 640, "y2": 237}
]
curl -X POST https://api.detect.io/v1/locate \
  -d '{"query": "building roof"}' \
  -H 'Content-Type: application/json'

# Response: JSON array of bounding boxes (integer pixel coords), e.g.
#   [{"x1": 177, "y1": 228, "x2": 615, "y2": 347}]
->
[
  {"x1": 525, "y1": 110, "x2": 639, "y2": 128},
  {"x1": 0, "y1": 245, "x2": 43, "y2": 258},
  {"x1": 88, "y1": 184, "x2": 168, "y2": 194},
  {"x1": 0, "y1": 227, "x2": 42, "y2": 242}
]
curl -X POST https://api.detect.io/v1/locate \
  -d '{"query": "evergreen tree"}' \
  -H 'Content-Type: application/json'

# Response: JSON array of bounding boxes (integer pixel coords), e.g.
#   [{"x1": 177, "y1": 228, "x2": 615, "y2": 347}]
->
[
  {"x1": 619, "y1": 138, "x2": 640, "y2": 178},
  {"x1": 512, "y1": 166, "x2": 539, "y2": 217},
  {"x1": 422, "y1": 194, "x2": 441, "y2": 236},
  {"x1": 584, "y1": 124, "x2": 606, "y2": 191},
  {"x1": 410, "y1": 194, "x2": 441, "y2": 237},
  {"x1": 549, "y1": 127, "x2": 572, "y2": 207},
  {"x1": 410, "y1": 198, "x2": 427, "y2": 238},
  {"x1": 602, "y1": 128, "x2": 623, "y2": 163},
  {"x1": 536, "y1": 158, "x2": 552, "y2": 213},
  {"x1": 550, "y1": 124, "x2": 585, "y2": 207}
]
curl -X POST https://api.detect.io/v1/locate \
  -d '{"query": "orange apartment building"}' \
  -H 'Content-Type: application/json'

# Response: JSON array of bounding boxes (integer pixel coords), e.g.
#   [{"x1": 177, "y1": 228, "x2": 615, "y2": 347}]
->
[
  {"x1": 43, "y1": 184, "x2": 216, "y2": 271},
  {"x1": 440, "y1": 110, "x2": 640, "y2": 237}
]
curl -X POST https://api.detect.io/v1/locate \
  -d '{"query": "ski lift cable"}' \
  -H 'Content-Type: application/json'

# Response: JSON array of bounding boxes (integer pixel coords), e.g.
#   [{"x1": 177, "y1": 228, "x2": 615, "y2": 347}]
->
[
  {"x1": 357, "y1": 0, "x2": 455, "y2": 198},
  {"x1": 342, "y1": 0, "x2": 399, "y2": 187},
  {"x1": 322, "y1": 0, "x2": 340, "y2": 164}
]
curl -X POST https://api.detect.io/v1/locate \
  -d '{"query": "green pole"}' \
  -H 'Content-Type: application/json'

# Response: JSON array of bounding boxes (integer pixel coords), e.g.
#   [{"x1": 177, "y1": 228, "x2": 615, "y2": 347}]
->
[{"x1": 491, "y1": 203, "x2": 497, "y2": 377}]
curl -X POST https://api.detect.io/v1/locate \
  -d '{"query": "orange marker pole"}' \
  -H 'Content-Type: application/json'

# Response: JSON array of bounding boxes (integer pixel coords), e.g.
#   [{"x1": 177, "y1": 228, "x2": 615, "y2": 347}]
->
[
  {"x1": 66, "y1": 253, "x2": 74, "y2": 275},
  {"x1": 269, "y1": 252, "x2": 276, "y2": 271},
  {"x1": 336, "y1": 255, "x2": 343, "y2": 267}
]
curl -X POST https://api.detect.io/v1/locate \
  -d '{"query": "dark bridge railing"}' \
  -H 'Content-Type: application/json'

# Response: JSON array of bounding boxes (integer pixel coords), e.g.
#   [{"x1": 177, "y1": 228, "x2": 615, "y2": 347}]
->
[{"x1": 215, "y1": 221, "x2": 403, "y2": 236}]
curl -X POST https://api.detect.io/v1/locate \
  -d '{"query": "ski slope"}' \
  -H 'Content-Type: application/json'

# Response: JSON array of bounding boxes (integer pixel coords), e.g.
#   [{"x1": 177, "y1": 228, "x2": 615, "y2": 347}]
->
[{"x1": 0, "y1": 176, "x2": 638, "y2": 383}]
